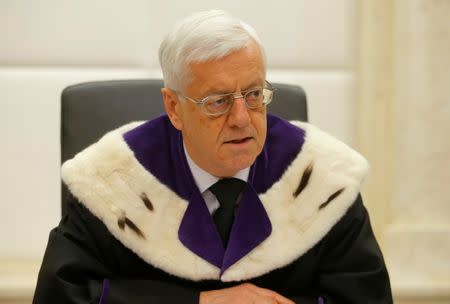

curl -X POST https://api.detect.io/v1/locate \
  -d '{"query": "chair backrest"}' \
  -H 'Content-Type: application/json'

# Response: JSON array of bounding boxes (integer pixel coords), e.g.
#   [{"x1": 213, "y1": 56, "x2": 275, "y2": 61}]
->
[{"x1": 60, "y1": 79, "x2": 308, "y2": 215}]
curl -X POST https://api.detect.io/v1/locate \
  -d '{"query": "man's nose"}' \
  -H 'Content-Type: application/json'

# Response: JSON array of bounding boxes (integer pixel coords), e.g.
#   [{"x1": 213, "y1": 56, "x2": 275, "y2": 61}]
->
[{"x1": 227, "y1": 96, "x2": 251, "y2": 128}]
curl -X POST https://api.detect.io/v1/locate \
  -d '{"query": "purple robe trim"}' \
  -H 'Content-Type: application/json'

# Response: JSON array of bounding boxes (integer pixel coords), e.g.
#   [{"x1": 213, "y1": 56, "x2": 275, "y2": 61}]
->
[
  {"x1": 178, "y1": 189, "x2": 224, "y2": 268},
  {"x1": 318, "y1": 296, "x2": 325, "y2": 304},
  {"x1": 123, "y1": 114, "x2": 305, "y2": 274},
  {"x1": 98, "y1": 278, "x2": 110, "y2": 304}
]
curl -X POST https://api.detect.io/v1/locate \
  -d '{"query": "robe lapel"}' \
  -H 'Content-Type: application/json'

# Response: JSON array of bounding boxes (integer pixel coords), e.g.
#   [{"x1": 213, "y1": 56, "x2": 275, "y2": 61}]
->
[
  {"x1": 178, "y1": 189, "x2": 224, "y2": 269},
  {"x1": 178, "y1": 182, "x2": 272, "y2": 275}
]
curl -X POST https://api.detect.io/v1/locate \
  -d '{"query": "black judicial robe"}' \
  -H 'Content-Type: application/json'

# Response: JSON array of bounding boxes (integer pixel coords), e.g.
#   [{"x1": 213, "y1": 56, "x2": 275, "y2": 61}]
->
[{"x1": 33, "y1": 114, "x2": 393, "y2": 303}]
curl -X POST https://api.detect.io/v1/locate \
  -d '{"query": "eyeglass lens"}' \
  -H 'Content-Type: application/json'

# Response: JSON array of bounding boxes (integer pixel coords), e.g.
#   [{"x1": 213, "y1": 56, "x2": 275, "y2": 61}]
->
[{"x1": 204, "y1": 88, "x2": 270, "y2": 115}]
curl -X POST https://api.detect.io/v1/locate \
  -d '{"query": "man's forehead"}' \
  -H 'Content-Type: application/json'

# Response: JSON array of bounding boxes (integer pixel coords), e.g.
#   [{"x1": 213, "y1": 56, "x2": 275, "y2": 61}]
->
[{"x1": 184, "y1": 42, "x2": 265, "y2": 96}]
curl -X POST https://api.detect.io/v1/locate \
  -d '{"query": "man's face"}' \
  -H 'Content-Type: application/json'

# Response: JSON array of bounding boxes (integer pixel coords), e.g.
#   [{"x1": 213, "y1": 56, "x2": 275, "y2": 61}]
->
[{"x1": 162, "y1": 42, "x2": 267, "y2": 177}]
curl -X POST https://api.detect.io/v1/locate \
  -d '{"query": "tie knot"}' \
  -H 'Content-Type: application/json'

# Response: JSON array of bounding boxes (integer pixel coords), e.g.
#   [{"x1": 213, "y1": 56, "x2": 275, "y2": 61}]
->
[{"x1": 209, "y1": 178, "x2": 246, "y2": 208}]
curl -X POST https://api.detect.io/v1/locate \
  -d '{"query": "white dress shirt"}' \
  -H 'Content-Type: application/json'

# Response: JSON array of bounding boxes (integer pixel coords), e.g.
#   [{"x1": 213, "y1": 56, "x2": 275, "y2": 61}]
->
[{"x1": 184, "y1": 146, "x2": 249, "y2": 215}]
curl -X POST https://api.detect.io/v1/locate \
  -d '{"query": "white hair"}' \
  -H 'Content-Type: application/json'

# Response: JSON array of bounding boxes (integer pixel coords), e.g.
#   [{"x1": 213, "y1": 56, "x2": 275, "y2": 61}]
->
[{"x1": 159, "y1": 10, "x2": 266, "y2": 92}]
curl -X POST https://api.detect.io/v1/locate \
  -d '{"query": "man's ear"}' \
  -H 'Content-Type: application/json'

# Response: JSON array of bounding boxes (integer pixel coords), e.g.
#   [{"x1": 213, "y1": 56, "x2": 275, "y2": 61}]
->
[{"x1": 161, "y1": 88, "x2": 183, "y2": 130}]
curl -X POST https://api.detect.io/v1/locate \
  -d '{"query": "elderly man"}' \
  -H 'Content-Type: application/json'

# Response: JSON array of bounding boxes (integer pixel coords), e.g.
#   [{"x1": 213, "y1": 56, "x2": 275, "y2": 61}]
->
[{"x1": 34, "y1": 10, "x2": 392, "y2": 304}]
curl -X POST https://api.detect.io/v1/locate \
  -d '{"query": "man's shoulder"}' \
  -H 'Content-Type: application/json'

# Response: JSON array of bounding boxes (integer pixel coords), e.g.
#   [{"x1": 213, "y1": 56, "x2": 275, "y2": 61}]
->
[
  {"x1": 266, "y1": 115, "x2": 367, "y2": 168},
  {"x1": 60, "y1": 114, "x2": 178, "y2": 218},
  {"x1": 262, "y1": 115, "x2": 369, "y2": 193},
  {"x1": 61, "y1": 114, "x2": 173, "y2": 176}
]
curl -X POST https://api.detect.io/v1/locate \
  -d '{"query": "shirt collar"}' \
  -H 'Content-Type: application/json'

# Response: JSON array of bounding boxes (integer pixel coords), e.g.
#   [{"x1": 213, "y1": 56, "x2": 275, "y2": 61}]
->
[{"x1": 183, "y1": 145, "x2": 250, "y2": 193}]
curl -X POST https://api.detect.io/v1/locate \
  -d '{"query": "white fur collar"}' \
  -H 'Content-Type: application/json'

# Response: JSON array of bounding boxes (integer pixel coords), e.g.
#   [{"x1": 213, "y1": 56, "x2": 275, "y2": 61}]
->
[{"x1": 61, "y1": 120, "x2": 369, "y2": 282}]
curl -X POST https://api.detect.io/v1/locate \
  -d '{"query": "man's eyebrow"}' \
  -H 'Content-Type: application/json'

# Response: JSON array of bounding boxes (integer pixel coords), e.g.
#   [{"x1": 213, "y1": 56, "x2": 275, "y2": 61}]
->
[
  {"x1": 242, "y1": 81, "x2": 265, "y2": 91},
  {"x1": 202, "y1": 87, "x2": 231, "y2": 96},
  {"x1": 202, "y1": 80, "x2": 264, "y2": 96}
]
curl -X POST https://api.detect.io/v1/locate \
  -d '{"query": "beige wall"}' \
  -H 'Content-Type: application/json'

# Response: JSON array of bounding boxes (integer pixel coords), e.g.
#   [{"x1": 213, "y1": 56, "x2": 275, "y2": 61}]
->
[{"x1": 357, "y1": 0, "x2": 450, "y2": 303}]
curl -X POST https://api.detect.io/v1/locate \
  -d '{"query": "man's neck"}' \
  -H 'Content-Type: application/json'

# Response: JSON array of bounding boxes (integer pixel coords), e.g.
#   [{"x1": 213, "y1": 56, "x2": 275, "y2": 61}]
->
[{"x1": 183, "y1": 144, "x2": 250, "y2": 194}]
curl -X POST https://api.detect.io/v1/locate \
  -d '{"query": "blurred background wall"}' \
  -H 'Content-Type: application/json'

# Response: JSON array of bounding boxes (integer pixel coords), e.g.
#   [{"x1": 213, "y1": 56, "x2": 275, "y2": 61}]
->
[{"x1": 0, "y1": 0, "x2": 448, "y2": 303}]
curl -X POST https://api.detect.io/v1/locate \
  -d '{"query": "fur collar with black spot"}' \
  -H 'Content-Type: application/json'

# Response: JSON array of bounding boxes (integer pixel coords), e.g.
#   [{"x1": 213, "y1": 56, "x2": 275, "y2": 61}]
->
[{"x1": 61, "y1": 114, "x2": 369, "y2": 282}]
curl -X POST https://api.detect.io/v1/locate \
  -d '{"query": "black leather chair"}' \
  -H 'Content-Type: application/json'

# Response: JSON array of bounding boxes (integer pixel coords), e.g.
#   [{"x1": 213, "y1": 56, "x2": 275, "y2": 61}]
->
[{"x1": 60, "y1": 79, "x2": 308, "y2": 215}]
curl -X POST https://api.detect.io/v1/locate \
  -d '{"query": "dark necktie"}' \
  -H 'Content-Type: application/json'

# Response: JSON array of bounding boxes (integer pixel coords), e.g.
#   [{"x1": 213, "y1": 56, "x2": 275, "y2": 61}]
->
[{"x1": 209, "y1": 178, "x2": 246, "y2": 247}]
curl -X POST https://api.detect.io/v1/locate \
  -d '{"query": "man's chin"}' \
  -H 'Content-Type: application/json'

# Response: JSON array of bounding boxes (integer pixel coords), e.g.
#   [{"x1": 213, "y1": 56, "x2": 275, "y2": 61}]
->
[{"x1": 215, "y1": 156, "x2": 256, "y2": 177}]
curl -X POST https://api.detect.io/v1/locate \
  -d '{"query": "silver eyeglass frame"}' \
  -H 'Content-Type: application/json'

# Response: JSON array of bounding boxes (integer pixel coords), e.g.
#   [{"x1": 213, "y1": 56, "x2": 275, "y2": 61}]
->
[{"x1": 174, "y1": 80, "x2": 275, "y2": 117}]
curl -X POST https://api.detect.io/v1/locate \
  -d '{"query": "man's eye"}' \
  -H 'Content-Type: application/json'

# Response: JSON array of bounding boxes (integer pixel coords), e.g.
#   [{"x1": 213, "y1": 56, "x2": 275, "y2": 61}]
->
[
  {"x1": 247, "y1": 89, "x2": 262, "y2": 99},
  {"x1": 211, "y1": 98, "x2": 228, "y2": 107}
]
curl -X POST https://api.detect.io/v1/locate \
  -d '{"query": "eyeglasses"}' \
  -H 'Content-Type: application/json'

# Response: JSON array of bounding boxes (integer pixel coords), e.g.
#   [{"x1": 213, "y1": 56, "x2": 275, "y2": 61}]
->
[{"x1": 176, "y1": 80, "x2": 275, "y2": 116}]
